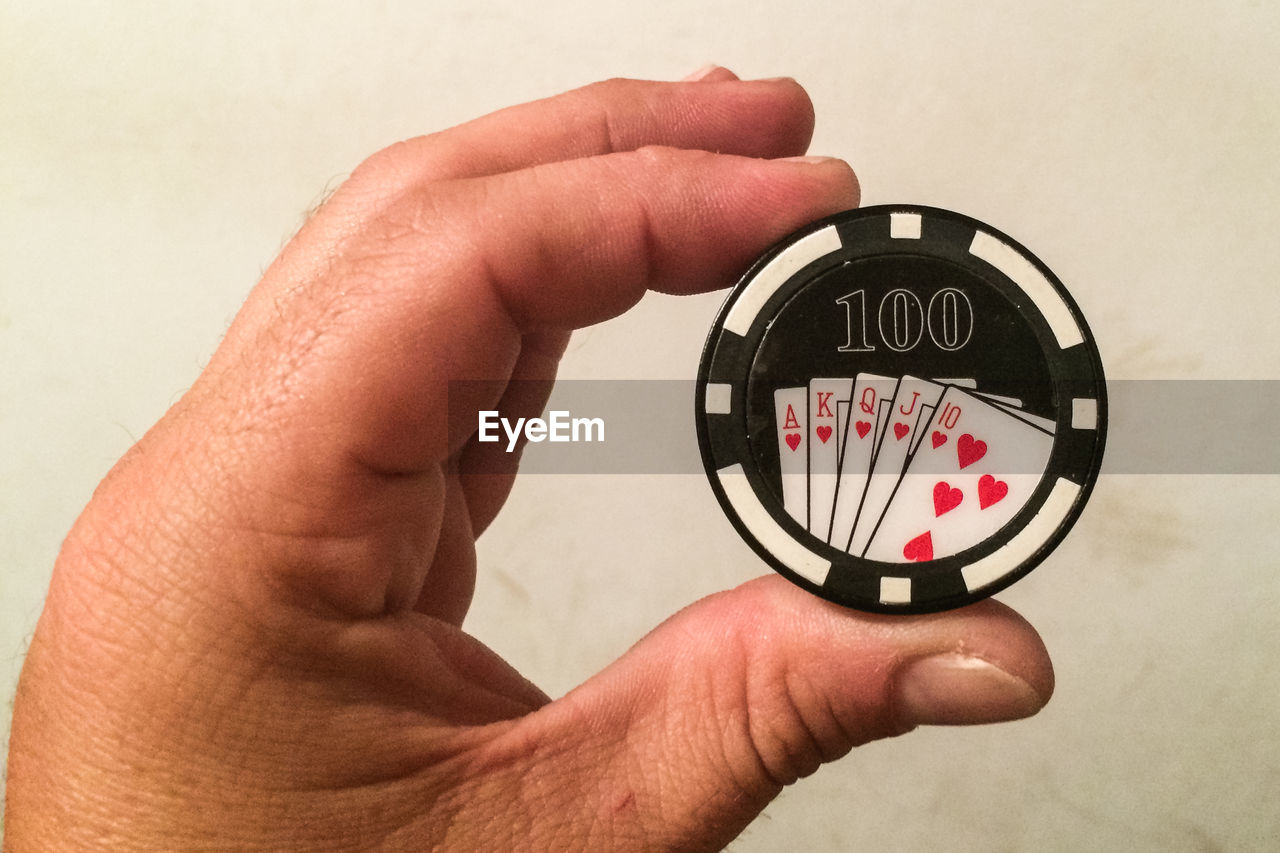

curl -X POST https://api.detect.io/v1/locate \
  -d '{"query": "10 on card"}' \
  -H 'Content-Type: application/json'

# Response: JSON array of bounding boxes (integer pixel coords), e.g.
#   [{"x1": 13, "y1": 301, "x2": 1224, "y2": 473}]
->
[{"x1": 696, "y1": 206, "x2": 1106, "y2": 614}]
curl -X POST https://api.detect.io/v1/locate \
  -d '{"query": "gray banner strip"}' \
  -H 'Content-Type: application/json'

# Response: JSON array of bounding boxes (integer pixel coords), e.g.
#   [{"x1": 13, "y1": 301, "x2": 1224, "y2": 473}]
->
[{"x1": 448, "y1": 381, "x2": 1280, "y2": 475}]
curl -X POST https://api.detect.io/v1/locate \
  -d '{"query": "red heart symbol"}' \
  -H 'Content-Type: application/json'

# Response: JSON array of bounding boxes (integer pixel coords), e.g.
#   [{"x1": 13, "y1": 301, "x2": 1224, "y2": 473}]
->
[
  {"x1": 933, "y1": 481, "x2": 963, "y2": 516},
  {"x1": 785, "y1": 433, "x2": 801, "y2": 452},
  {"x1": 893, "y1": 422, "x2": 909, "y2": 441},
  {"x1": 931, "y1": 431, "x2": 947, "y2": 449},
  {"x1": 816, "y1": 425, "x2": 833, "y2": 444},
  {"x1": 903, "y1": 531, "x2": 934, "y2": 562},
  {"x1": 855, "y1": 421, "x2": 871, "y2": 439},
  {"x1": 957, "y1": 433, "x2": 987, "y2": 468},
  {"x1": 978, "y1": 474, "x2": 1008, "y2": 509}
]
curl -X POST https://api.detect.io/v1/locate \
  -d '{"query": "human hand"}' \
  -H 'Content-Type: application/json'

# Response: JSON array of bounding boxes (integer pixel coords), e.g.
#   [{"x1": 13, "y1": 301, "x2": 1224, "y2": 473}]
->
[{"x1": 5, "y1": 68, "x2": 1053, "y2": 851}]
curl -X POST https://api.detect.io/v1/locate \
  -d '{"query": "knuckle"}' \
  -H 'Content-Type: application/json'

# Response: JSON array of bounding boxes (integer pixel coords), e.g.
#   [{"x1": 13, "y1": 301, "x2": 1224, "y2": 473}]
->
[
  {"x1": 346, "y1": 135, "x2": 440, "y2": 190},
  {"x1": 582, "y1": 76, "x2": 640, "y2": 100},
  {"x1": 346, "y1": 140, "x2": 408, "y2": 187},
  {"x1": 710, "y1": 593, "x2": 859, "y2": 789},
  {"x1": 624, "y1": 144, "x2": 711, "y2": 172},
  {"x1": 740, "y1": 658, "x2": 831, "y2": 787}
]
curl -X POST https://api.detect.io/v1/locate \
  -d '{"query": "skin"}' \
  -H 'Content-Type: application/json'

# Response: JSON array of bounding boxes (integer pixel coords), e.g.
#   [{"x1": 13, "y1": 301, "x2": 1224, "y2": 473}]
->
[{"x1": 4, "y1": 68, "x2": 1054, "y2": 851}]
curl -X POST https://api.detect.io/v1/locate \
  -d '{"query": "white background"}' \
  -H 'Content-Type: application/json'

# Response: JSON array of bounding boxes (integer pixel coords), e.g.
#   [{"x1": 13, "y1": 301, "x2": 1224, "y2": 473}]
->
[{"x1": 3, "y1": 2, "x2": 1278, "y2": 849}]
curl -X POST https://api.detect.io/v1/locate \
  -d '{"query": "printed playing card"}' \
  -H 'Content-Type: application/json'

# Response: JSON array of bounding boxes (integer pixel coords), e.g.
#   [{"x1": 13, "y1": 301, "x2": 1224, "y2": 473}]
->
[
  {"x1": 904, "y1": 379, "x2": 983, "y2": 455},
  {"x1": 835, "y1": 400, "x2": 850, "y2": 468},
  {"x1": 975, "y1": 391, "x2": 1022, "y2": 408},
  {"x1": 846, "y1": 376, "x2": 949, "y2": 556},
  {"x1": 968, "y1": 391, "x2": 1064, "y2": 433},
  {"x1": 807, "y1": 378, "x2": 853, "y2": 540},
  {"x1": 828, "y1": 373, "x2": 897, "y2": 549},
  {"x1": 872, "y1": 399, "x2": 891, "y2": 459},
  {"x1": 863, "y1": 386, "x2": 1055, "y2": 563},
  {"x1": 773, "y1": 387, "x2": 808, "y2": 527},
  {"x1": 908, "y1": 404, "x2": 937, "y2": 455},
  {"x1": 985, "y1": 398, "x2": 1056, "y2": 433}
]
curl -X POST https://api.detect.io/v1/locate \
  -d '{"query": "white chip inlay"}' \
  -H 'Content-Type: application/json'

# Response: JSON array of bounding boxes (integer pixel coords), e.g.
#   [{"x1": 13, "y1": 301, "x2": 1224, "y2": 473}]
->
[
  {"x1": 879, "y1": 576, "x2": 912, "y2": 604},
  {"x1": 704, "y1": 383, "x2": 732, "y2": 415},
  {"x1": 1072, "y1": 398, "x2": 1098, "y2": 430},
  {"x1": 890, "y1": 212, "x2": 922, "y2": 239},
  {"x1": 723, "y1": 225, "x2": 843, "y2": 337},
  {"x1": 716, "y1": 463, "x2": 831, "y2": 585},
  {"x1": 961, "y1": 478, "x2": 1081, "y2": 591},
  {"x1": 969, "y1": 231, "x2": 1085, "y2": 350}
]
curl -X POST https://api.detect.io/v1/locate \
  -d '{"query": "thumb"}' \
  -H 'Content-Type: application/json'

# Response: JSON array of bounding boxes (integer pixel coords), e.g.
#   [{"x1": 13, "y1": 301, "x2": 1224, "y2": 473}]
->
[{"x1": 502, "y1": 575, "x2": 1052, "y2": 851}]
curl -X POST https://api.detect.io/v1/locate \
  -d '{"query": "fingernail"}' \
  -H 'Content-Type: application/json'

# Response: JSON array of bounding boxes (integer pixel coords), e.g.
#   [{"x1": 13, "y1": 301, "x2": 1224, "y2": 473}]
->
[
  {"x1": 682, "y1": 64, "x2": 723, "y2": 82},
  {"x1": 754, "y1": 76, "x2": 796, "y2": 84},
  {"x1": 779, "y1": 155, "x2": 841, "y2": 165},
  {"x1": 895, "y1": 654, "x2": 1045, "y2": 726}
]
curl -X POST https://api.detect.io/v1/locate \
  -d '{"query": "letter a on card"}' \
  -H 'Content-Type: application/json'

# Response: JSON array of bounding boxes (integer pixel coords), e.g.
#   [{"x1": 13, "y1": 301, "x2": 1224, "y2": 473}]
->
[{"x1": 774, "y1": 387, "x2": 808, "y2": 527}]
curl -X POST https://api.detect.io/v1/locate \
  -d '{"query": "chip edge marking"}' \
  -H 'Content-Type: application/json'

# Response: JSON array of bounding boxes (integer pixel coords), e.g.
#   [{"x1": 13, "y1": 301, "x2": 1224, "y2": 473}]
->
[
  {"x1": 879, "y1": 576, "x2": 912, "y2": 604},
  {"x1": 890, "y1": 212, "x2": 922, "y2": 239},
  {"x1": 968, "y1": 230, "x2": 1085, "y2": 350},
  {"x1": 704, "y1": 383, "x2": 733, "y2": 415},
  {"x1": 716, "y1": 463, "x2": 832, "y2": 585},
  {"x1": 1071, "y1": 397, "x2": 1098, "y2": 430},
  {"x1": 961, "y1": 477, "x2": 1082, "y2": 592},
  {"x1": 723, "y1": 225, "x2": 843, "y2": 337}
]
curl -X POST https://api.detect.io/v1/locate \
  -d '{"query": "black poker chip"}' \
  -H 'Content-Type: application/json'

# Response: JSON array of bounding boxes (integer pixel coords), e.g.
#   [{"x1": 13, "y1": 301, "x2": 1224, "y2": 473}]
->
[{"x1": 695, "y1": 205, "x2": 1106, "y2": 613}]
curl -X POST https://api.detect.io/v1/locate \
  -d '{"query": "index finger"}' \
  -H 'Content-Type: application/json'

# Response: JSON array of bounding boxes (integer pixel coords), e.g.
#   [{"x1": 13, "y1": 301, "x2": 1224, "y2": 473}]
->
[
  {"x1": 357, "y1": 73, "x2": 817, "y2": 183},
  {"x1": 202, "y1": 147, "x2": 858, "y2": 479}
]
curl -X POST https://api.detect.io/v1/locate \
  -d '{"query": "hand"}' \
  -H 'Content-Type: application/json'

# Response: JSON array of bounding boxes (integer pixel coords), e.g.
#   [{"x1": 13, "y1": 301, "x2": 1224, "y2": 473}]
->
[{"x1": 5, "y1": 68, "x2": 1053, "y2": 851}]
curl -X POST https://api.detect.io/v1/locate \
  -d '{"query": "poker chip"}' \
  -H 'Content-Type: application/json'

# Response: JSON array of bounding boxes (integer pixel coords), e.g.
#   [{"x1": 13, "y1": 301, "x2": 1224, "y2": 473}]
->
[{"x1": 695, "y1": 206, "x2": 1106, "y2": 613}]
